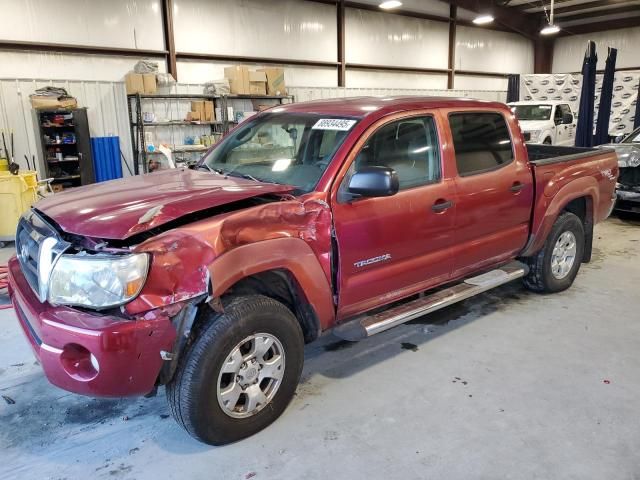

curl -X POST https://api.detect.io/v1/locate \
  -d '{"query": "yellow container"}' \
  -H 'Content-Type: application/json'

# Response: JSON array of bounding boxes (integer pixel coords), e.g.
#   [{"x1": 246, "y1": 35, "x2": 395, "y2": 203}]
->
[
  {"x1": 0, "y1": 171, "x2": 38, "y2": 241},
  {"x1": 0, "y1": 158, "x2": 8, "y2": 172}
]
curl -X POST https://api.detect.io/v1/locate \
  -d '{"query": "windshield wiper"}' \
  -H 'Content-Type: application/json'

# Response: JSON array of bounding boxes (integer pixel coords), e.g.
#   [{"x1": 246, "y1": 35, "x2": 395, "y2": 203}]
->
[
  {"x1": 195, "y1": 163, "x2": 216, "y2": 173},
  {"x1": 224, "y1": 171, "x2": 267, "y2": 183}
]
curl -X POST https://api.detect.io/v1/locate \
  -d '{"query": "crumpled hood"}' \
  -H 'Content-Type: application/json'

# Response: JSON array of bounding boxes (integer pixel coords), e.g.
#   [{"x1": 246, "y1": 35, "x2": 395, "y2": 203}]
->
[{"x1": 35, "y1": 168, "x2": 294, "y2": 240}]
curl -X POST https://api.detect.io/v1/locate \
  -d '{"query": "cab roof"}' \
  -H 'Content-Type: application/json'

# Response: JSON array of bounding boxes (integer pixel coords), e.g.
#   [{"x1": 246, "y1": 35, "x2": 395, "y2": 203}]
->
[{"x1": 274, "y1": 96, "x2": 509, "y2": 118}]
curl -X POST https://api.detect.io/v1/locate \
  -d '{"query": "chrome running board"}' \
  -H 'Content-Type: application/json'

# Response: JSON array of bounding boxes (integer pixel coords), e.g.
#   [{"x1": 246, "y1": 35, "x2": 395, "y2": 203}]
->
[{"x1": 333, "y1": 261, "x2": 528, "y2": 341}]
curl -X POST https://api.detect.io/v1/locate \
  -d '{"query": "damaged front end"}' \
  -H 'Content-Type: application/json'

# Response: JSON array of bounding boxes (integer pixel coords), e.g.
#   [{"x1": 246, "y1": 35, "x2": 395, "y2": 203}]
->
[{"x1": 609, "y1": 144, "x2": 640, "y2": 213}]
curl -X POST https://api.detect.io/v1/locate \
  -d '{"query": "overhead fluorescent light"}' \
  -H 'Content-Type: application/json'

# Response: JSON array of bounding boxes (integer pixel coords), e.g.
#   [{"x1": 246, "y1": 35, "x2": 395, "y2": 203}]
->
[
  {"x1": 540, "y1": 24, "x2": 560, "y2": 35},
  {"x1": 540, "y1": 0, "x2": 560, "y2": 35},
  {"x1": 379, "y1": 1, "x2": 402, "y2": 9},
  {"x1": 472, "y1": 14, "x2": 495, "y2": 25}
]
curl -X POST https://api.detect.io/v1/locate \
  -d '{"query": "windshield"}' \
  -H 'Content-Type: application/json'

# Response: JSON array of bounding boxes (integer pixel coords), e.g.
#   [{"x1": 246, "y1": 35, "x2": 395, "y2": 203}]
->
[
  {"x1": 511, "y1": 104, "x2": 553, "y2": 121},
  {"x1": 200, "y1": 112, "x2": 358, "y2": 194},
  {"x1": 622, "y1": 126, "x2": 640, "y2": 144}
]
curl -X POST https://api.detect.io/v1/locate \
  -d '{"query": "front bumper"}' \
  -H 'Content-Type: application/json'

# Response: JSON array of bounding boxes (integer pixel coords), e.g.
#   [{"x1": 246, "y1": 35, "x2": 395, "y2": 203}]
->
[
  {"x1": 615, "y1": 188, "x2": 640, "y2": 213},
  {"x1": 7, "y1": 256, "x2": 176, "y2": 397}
]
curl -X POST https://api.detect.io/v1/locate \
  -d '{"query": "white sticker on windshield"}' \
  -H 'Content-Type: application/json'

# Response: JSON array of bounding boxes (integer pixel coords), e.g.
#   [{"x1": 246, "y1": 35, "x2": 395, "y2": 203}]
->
[{"x1": 312, "y1": 119, "x2": 357, "y2": 131}]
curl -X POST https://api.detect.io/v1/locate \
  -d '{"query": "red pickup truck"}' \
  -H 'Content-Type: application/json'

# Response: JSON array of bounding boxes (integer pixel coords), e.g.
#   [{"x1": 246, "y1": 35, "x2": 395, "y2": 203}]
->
[{"x1": 8, "y1": 97, "x2": 618, "y2": 445}]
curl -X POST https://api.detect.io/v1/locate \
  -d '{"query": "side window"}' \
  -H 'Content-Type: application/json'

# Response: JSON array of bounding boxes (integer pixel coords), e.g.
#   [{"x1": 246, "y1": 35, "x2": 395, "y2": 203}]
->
[
  {"x1": 353, "y1": 116, "x2": 441, "y2": 190},
  {"x1": 559, "y1": 104, "x2": 572, "y2": 122},
  {"x1": 448, "y1": 112, "x2": 514, "y2": 177},
  {"x1": 554, "y1": 106, "x2": 563, "y2": 123}
]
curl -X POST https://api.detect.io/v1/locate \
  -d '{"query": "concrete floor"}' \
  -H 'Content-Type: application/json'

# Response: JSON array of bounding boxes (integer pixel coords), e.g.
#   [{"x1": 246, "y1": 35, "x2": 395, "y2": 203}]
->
[{"x1": 1, "y1": 216, "x2": 640, "y2": 480}]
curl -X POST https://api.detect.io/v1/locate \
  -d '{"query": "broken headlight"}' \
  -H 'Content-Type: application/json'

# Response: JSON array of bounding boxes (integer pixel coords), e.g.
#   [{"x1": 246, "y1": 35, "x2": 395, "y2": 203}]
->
[
  {"x1": 48, "y1": 253, "x2": 149, "y2": 308},
  {"x1": 614, "y1": 146, "x2": 640, "y2": 168}
]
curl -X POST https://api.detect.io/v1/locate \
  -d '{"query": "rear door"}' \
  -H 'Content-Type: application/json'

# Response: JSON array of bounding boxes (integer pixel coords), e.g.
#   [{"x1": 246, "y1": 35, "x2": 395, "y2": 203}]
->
[
  {"x1": 446, "y1": 110, "x2": 533, "y2": 278},
  {"x1": 331, "y1": 112, "x2": 456, "y2": 319}
]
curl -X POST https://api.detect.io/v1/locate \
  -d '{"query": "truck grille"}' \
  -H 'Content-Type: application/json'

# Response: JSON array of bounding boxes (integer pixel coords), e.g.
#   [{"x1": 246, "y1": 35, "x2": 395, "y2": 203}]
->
[
  {"x1": 15, "y1": 211, "x2": 69, "y2": 301},
  {"x1": 619, "y1": 167, "x2": 640, "y2": 188}
]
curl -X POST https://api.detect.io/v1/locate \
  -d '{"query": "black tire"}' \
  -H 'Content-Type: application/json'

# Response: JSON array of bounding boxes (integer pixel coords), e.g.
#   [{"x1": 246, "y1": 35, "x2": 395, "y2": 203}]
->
[
  {"x1": 543, "y1": 137, "x2": 552, "y2": 145},
  {"x1": 523, "y1": 212, "x2": 585, "y2": 293},
  {"x1": 166, "y1": 295, "x2": 304, "y2": 445}
]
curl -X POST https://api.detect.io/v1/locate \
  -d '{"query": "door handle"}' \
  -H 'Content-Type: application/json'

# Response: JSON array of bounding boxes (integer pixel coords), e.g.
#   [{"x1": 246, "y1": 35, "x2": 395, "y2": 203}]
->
[
  {"x1": 431, "y1": 199, "x2": 453, "y2": 212},
  {"x1": 510, "y1": 182, "x2": 525, "y2": 192}
]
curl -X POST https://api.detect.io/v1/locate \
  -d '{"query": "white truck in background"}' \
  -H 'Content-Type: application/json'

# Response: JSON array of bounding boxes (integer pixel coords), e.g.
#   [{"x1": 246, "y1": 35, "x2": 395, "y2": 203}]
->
[{"x1": 509, "y1": 101, "x2": 576, "y2": 146}]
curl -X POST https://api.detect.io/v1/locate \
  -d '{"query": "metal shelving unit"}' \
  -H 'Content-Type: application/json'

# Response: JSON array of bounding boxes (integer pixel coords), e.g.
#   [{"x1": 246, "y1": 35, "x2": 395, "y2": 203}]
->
[
  {"x1": 127, "y1": 93, "x2": 294, "y2": 175},
  {"x1": 33, "y1": 108, "x2": 95, "y2": 188}
]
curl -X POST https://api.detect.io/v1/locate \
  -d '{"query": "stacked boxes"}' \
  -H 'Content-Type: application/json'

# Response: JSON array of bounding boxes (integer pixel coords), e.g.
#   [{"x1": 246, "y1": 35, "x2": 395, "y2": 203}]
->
[
  {"x1": 125, "y1": 73, "x2": 157, "y2": 94},
  {"x1": 187, "y1": 100, "x2": 215, "y2": 122},
  {"x1": 223, "y1": 66, "x2": 286, "y2": 96}
]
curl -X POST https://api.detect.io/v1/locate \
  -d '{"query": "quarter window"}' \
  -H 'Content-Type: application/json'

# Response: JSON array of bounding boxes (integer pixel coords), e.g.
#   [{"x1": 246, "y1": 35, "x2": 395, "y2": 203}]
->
[{"x1": 449, "y1": 112, "x2": 514, "y2": 176}]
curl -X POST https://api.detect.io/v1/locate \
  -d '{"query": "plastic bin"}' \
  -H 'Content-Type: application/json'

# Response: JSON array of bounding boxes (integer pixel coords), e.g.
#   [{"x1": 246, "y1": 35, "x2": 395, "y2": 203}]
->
[{"x1": 0, "y1": 171, "x2": 38, "y2": 242}]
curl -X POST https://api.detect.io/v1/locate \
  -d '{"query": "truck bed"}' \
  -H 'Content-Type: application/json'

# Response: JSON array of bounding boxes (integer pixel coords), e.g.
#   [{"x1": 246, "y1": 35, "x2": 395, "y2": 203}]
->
[{"x1": 526, "y1": 144, "x2": 611, "y2": 166}]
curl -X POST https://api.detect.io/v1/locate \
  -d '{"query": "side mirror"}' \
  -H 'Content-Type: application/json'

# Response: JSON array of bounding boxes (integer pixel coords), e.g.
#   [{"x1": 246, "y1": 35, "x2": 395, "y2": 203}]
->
[
  {"x1": 562, "y1": 113, "x2": 574, "y2": 124},
  {"x1": 347, "y1": 166, "x2": 399, "y2": 199}
]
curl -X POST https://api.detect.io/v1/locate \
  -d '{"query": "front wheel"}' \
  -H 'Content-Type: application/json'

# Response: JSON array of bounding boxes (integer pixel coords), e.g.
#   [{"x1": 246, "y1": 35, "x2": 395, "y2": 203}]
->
[
  {"x1": 167, "y1": 295, "x2": 304, "y2": 445},
  {"x1": 522, "y1": 212, "x2": 584, "y2": 293}
]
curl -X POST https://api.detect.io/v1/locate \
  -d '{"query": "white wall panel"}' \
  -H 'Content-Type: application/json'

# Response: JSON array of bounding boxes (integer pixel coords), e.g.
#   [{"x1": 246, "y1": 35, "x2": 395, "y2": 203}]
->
[
  {"x1": 345, "y1": 8, "x2": 449, "y2": 69},
  {"x1": 346, "y1": 70, "x2": 447, "y2": 89},
  {"x1": 552, "y1": 28, "x2": 640, "y2": 73},
  {"x1": 174, "y1": 0, "x2": 336, "y2": 62},
  {"x1": 455, "y1": 26, "x2": 534, "y2": 74},
  {"x1": 0, "y1": 51, "x2": 166, "y2": 81},
  {"x1": 454, "y1": 75, "x2": 508, "y2": 91},
  {"x1": 177, "y1": 60, "x2": 337, "y2": 87},
  {"x1": 0, "y1": 0, "x2": 164, "y2": 50}
]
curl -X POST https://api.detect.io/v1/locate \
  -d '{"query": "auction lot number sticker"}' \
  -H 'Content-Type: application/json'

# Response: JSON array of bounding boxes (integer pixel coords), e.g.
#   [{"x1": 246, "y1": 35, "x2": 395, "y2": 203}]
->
[{"x1": 312, "y1": 119, "x2": 357, "y2": 131}]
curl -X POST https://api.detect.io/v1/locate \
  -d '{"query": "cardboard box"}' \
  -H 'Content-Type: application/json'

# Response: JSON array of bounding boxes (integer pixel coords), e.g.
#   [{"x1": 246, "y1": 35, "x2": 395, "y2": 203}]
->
[
  {"x1": 30, "y1": 96, "x2": 78, "y2": 110},
  {"x1": 142, "y1": 73, "x2": 157, "y2": 94},
  {"x1": 125, "y1": 72, "x2": 144, "y2": 94},
  {"x1": 203, "y1": 101, "x2": 214, "y2": 121},
  {"x1": 191, "y1": 100, "x2": 205, "y2": 115},
  {"x1": 249, "y1": 71, "x2": 267, "y2": 95},
  {"x1": 258, "y1": 68, "x2": 286, "y2": 96},
  {"x1": 224, "y1": 65, "x2": 250, "y2": 94},
  {"x1": 186, "y1": 110, "x2": 201, "y2": 121}
]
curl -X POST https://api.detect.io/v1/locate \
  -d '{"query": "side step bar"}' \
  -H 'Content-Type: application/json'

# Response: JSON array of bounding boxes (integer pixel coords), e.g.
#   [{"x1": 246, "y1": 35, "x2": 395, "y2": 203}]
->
[{"x1": 333, "y1": 261, "x2": 528, "y2": 341}]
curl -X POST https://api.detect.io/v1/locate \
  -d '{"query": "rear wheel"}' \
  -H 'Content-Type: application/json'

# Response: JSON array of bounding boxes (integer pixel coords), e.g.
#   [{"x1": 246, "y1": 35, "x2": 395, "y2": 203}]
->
[
  {"x1": 167, "y1": 295, "x2": 304, "y2": 445},
  {"x1": 523, "y1": 212, "x2": 584, "y2": 293}
]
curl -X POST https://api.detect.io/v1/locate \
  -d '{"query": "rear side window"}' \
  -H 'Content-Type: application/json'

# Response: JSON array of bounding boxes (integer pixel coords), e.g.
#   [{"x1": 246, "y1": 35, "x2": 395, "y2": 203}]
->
[{"x1": 449, "y1": 112, "x2": 514, "y2": 176}]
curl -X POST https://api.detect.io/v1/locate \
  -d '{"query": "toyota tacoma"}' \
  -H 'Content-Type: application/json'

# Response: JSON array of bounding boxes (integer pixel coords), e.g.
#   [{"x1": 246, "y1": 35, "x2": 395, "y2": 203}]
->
[{"x1": 8, "y1": 97, "x2": 618, "y2": 445}]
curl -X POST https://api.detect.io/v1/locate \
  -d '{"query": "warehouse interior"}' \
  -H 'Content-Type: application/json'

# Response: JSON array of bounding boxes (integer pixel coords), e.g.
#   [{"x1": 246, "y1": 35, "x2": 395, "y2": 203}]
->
[{"x1": 1, "y1": 1, "x2": 640, "y2": 478}]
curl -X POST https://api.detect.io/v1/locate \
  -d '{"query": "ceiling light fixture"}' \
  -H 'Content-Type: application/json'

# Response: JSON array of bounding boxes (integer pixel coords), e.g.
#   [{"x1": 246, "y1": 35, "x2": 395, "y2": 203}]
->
[
  {"x1": 379, "y1": 1, "x2": 402, "y2": 9},
  {"x1": 540, "y1": 0, "x2": 560, "y2": 35},
  {"x1": 472, "y1": 14, "x2": 495, "y2": 25}
]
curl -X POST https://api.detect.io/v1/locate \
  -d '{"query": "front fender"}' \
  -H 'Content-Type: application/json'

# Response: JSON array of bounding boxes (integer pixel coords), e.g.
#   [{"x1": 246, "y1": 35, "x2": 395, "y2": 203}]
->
[{"x1": 209, "y1": 237, "x2": 336, "y2": 330}]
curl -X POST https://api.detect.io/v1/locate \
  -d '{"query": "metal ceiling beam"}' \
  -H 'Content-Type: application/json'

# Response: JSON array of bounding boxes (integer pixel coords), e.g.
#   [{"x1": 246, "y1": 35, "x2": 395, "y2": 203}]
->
[
  {"x1": 558, "y1": 4, "x2": 640, "y2": 22},
  {"x1": 553, "y1": 0, "x2": 638, "y2": 15},
  {"x1": 446, "y1": 0, "x2": 538, "y2": 38},
  {"x1": 558, "y1": 14, "x2": 640, "y2": 34}
]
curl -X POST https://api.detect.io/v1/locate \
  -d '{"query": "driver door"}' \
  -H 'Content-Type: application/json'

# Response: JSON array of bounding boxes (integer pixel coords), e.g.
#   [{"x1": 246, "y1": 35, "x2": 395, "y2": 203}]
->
[{"x1": 331, "y1": 112, "x2": 456, "y2": 320}]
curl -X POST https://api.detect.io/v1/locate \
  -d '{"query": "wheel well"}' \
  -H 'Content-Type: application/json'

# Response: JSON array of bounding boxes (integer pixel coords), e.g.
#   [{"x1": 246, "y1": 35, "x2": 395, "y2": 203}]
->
[
  {"x1": 562, "y1": 196, "x2": 594, "y2": 262},
  {"x1": 220, "y1": 269, "x2": 321, "y2": 343}
]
